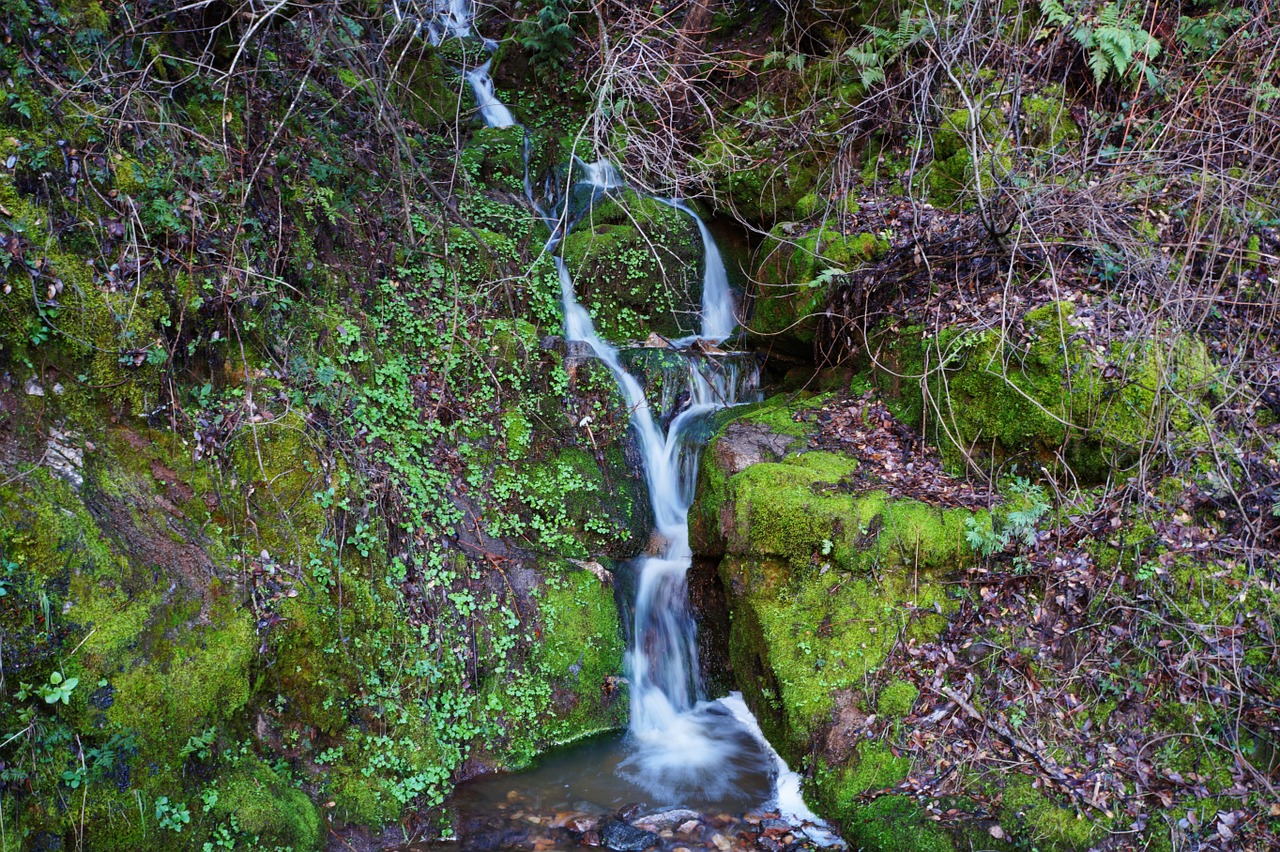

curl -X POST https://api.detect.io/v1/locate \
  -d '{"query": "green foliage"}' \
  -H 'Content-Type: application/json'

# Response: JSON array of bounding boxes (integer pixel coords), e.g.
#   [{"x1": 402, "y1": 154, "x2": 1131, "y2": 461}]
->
[
  {"x1": 519, "y1": 0, "x2": 574, "y2": 83},
  {"x1": 964, "y1": 476, "x2": 1051, "y2": 559},
  {"x1": 156, "y1": 796, "x2": 193, "y2": 833},
  {"x1": 37, "y1": 670, "x2": 79, "y2": 705},
  {"x1": 1040, "y1": 0, "x2": 1162, "y2": 86},
  {"x1": 1176, "y1": 5, "x2": 1252, "y2": 57},
  {"x1": 843, "y1": 10, "x2": 934, "y2": 89}
]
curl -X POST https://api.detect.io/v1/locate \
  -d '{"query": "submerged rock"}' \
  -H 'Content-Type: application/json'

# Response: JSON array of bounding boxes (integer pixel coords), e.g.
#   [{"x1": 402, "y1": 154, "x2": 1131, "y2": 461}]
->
[{"x1": 601, "y1": 817, "x2": 661, "y2": 851}]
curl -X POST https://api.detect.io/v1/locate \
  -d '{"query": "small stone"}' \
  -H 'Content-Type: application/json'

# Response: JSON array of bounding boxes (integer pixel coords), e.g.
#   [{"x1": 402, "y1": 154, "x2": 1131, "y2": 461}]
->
[
  {"x1": 711, "y1": 833, "x2": 732, "y2": 851},
  {"x1": 24, "y1": 378, "x2": 43, "y2": 396},
  {"x1": 573, "y1": 817, "x2": 600, "y2": 833},
  {"x1": 676, "y1": 820, "x2": 700, "y2": 834}
]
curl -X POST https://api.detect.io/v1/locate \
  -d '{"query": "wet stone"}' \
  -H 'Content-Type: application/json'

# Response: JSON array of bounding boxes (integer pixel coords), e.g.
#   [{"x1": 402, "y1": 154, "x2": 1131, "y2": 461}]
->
[
  {"x1": 632, "y1": 809, "x2": 701, "y2": 832},
  {"x1": 601, "y1": 818, "x2": 660, "y2": 851}
]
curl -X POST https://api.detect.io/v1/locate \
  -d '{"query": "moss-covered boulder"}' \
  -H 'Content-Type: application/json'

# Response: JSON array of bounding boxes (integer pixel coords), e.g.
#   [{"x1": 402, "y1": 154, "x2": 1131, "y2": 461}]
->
[
  {"x1": 693, "y1": 124, "x2": 823, "y2": 223},
  {"x1": 918, "y1": 85, "x2": 1077, "y2": 209},
  {"x1": 872, "y1": 302, "x2": 1219, "y2": 482},
  {"x1": 559, "y1": 190, "x2": 703, "y2": 343},
  {"x1": 749, "y1": 222, "x2": 889, "y2": 356},
  {"x1": 690, "y1": 396, "x2": 979, "y2": 849}
]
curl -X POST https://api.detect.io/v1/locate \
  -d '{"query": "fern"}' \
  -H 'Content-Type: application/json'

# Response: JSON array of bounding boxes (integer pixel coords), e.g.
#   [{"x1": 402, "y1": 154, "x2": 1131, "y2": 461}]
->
[
  {"x1": 844, "y1": 10, "x2": 932, "y2": 90},
  {"x1": 1039, "y1": 0, "x2": 1161, "y2": 86},
  {"x1": 518, "y1": 0, "x2": 574, "y2": 84}
]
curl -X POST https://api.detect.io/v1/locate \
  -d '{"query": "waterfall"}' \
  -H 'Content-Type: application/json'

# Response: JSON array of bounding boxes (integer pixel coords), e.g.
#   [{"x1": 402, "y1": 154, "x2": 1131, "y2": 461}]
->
[
  {"x1": 465, "y1": 61, "x2": 517, "y2": 128},
  {"x1": 428, "y1": 3, "x2": 838, "y2": 839}
]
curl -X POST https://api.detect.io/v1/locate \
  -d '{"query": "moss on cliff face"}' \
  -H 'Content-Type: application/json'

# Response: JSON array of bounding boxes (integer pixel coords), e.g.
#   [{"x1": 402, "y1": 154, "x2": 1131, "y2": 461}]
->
[{"x1": 750, "y1": 223, "x2": 890, "y2": 355}]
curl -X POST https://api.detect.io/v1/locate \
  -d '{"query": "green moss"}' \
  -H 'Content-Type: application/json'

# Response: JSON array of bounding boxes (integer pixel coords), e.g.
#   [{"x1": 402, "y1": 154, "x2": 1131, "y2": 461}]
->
[
  {"x1": 226, "y1": 411, "x2": 329, "y2": 562},
  {"x1": 1021, "y1": 86, "x2": 1081, "y2": 150},
  {"x1": 1003, "y1": 776, "x2": 1097, "y2": 851},
  {"x1": 559, "y1": 190, "x2": 701, "y2": 342},
  {"x1": 837, "y1": 794, "x2": 953, "y2": 852},
  {"x1": 108, "y1": 597, "x2": 256, "y2": 765},
  {"x1": 532, "y1": 563, "x2": 625, "y2": 741},
  {"x1": 398, "y1": 46, "x2": 471, "y2": 127},
  {"x1": 728, "y1": 563, "x2": 950, "y2": 753},
  {"x1": 693, "y1": 125, "x2": 820, "y2": 221},
  {"x1": 868, "y1": 304, "x2": 1221, "y2": 481},
  {"x1": 214, "y1": 756, "x2": 322, "y2": 850},
  {"x1": 811, "y1": 743, "x2": 950, "y2": 849},
  {"x1": 751, "y1": 223, "x2": 890, "y2": 353},
  {"x1": 876, "y1": 680, "x2": 919, "y2": 718},
  {"x1": 330, "y1": 764, "x2": 402, "y2": 828},
  {"x1": 918, "y1": 103, "x2": 1020, "y2": 209},
  {"x1": 460, "y1": 125, "x2": 527, "y2": 192},
  {"x1": 0, "y1": 170, "x2": 166, "y2": 414}
]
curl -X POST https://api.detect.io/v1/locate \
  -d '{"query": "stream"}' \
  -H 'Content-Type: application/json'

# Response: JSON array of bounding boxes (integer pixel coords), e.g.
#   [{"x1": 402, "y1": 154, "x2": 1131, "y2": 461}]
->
[{"x1": 412, "y1": 3, "x2": 842, "y2": 848}]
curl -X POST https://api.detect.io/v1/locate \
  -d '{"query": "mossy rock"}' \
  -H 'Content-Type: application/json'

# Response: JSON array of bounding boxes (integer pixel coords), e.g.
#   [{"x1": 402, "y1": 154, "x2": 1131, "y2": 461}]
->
[
  {"x1": 559, "y1": 190, "x2": 703, "y2": 343},
  {"x1": 750, "y1": 222, "x2": 889, "y2": 356},
  {"x1": 461, "y1": 125, "x2": 528, "y2": 193},
  {"x1": 872, "y1": 303, "x2": 1220, "y2": 482},
  {"x1": 531, "y1": 561, "x2": 626, "y2": 742},
  {"x1": 688, "y1": 395, "x2": 982, "y2": 841},
  {"x1": 212, "y1": 756, "x2": 323, "y2": 850},
  {"x1": 395, "y1": 43, "x2": 474, "y2": 127},
  {"x1": 693, "y1": 124, "x2": 824, "y2": 222}
]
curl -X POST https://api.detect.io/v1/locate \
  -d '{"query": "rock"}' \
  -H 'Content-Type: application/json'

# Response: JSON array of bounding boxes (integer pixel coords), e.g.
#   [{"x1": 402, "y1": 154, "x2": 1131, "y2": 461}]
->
[
  {"x1": 643, "y1": 332, "x2": 673, "y2": 349},
  {"x1": 712, "y1": 421, "x2": 794, "y2": 476},
  {"x1": 710, "y1": 833, "x2": 733, "y2": 851},
  {"x1": 676, "y1": 819, "x2": 700, "y2": 835},
  {"x1": 601, "y1": 818, "x2": 659, "y2": 851},
  {"x1": 24, "y1": 377, "x2": 44, "y2": 396},
  {"x1": 631, "y1": 809, "x2": 701, "y2": 832},
  {"x1": 45, "y1": 428, "x2": 84, "y2": 490}
]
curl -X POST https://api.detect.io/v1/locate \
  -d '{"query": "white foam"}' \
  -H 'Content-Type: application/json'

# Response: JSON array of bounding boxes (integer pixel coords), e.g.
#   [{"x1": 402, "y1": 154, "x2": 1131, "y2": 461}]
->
[{"x1": 719, "y1": 693, "x2": 847, "y2": 848}]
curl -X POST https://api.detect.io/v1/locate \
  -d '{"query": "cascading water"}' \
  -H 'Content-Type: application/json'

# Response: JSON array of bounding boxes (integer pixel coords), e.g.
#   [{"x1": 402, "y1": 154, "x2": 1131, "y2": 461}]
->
[
  {"x1": 465, "y1": 61, "x2": 516, "y2": 128},
  {"x1": 427, "y1": 2, "x2": 838, "y2": 840}
]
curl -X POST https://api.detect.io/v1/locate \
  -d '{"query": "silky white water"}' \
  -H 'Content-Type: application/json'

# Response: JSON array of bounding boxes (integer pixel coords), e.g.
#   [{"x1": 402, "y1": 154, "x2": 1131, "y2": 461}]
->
[{"x1": 429, "y1": 4, "x2": 840, "y2": 840}]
